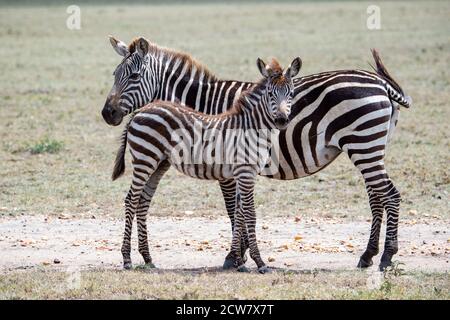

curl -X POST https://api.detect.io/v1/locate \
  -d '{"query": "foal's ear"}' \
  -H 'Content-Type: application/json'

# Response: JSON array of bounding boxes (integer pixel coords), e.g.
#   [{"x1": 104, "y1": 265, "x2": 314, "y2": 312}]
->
[
  {"x1": 284, "y1": 57, "x2": 302, "y2": 79},
  {"x1": 136, "y1": 37, "x2": 150, "y2": 58},
  {"x1": 257, "y1": 58, "x2": 270, "y2": 78},
  {"x1": 109, "y1": 35, "x2": 129, "y2": 57}
]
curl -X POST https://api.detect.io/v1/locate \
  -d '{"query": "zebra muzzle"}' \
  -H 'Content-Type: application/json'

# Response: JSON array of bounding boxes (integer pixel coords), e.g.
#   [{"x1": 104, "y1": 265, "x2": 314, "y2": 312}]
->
[
  {"x1": 102, "y1": 101, "x2": 124, "y2": 126},
  {"x1": 274, "y1": 116, "x2": 289, "y2": 129}
]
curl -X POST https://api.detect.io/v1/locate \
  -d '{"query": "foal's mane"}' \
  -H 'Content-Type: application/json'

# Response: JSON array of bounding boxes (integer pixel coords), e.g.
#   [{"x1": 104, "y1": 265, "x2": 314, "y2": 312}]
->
[{"x1": 220, "y1": 59, "x2": 287, "y2": 117}]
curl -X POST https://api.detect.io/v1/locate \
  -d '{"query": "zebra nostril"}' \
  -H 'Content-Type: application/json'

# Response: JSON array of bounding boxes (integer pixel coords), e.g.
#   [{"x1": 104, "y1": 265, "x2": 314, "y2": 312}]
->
[{"x1": 111, "y1": 108, "x2": 117, "y2": 117}]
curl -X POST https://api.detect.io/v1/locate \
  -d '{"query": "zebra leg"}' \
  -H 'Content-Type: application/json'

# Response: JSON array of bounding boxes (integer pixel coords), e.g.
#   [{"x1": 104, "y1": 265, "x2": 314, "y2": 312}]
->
[
  {"x1": 231, "y1": 194, "x2": 248, "y2": 273},
  {"x1": 121, "y1": 165, "x2": 154, "y2": 270},
  {"x1": 378, "y1": 180, "x2": 401, "y2": 271},
  {"x1": 352, "y1": 155, "x2": 400, "y2": 270},
  {"x1": 235, "y1": 172, "x2": 269, "y2": 274},
  {"x1": 220, "y1": 179, "x2": 249, "y2": 269},
  {"x1": 357, "y1": 186, "x2": 383, "y2": 268},
  {"x1": 135, "y1": 160, "x2": 171, "y2": 268}
]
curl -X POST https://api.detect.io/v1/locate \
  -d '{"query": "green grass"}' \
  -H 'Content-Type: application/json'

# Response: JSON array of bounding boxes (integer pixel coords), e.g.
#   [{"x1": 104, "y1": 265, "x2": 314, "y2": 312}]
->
[
  {"x1": 0, "y1": 268, "x2": 448, "y2": 299},
  {"x1": 27, "y1": 138, "x2": 64, "y2": 154}
]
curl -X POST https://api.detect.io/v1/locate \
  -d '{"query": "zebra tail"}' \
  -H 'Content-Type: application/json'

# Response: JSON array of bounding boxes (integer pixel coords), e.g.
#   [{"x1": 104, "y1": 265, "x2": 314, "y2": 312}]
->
[
  {"x1": 111, "y1": 116, "x2": 133, "y2": 181},
  {"x1": 370, "y1": 48, "x2": 412, "y2": 108}
]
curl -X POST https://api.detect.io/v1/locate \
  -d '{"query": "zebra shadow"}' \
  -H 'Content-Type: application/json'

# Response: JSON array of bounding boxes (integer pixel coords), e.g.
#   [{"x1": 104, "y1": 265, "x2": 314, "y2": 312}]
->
[{"x1": 131, "y1": 265, "x2": 337, "y2": 275}]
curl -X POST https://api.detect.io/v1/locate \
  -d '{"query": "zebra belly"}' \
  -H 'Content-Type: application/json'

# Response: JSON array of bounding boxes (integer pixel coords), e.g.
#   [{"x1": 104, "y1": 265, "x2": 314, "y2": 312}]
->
[
  {"x1": 272, "y1": 145, "x2": 341, "y2": 180},
  {"x1": 169, "y1": 163, "x2": 234, "y2": 180},
  {"x1": 265, "y1": 127, "x2": 342, "y2": 180}
]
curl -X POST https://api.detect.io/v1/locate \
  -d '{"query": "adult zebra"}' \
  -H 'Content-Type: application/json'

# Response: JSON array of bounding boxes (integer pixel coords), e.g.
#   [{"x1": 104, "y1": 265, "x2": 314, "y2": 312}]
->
[
  {"x1": 112, "y1": 57, "x2": 301, "y2": 272},
  {"x1": 102, "y1": 37, "x2": 411, "y2": 271}
]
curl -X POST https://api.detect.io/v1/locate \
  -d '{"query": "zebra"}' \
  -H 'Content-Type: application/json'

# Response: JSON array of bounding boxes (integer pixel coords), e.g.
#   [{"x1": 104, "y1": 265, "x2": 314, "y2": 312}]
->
[
  {"x1": 102, "y1": 36, "x2": 412, "y2": 271},
  {"x1": 111, "y1": 56, "x2": 301, "y2": 272}
]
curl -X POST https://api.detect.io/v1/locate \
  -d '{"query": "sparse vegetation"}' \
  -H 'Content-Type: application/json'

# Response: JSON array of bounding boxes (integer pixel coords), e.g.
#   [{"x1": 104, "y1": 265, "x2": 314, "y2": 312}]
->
[
  {"x1": 0, "y1": 269, "x2": 448, "y2": 300},
  {"x1": 0, "y1": 1, "x2": 448, "y2": 220},
  {"x1": 27, "y1": 138, "x2": 64, "y2": 155}
]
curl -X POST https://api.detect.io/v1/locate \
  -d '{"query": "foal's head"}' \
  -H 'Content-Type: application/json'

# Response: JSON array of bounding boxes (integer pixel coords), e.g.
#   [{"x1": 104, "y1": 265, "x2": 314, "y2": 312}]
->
[{"x1": 256, "y1": 57, "x2": 301, "y2": 129}]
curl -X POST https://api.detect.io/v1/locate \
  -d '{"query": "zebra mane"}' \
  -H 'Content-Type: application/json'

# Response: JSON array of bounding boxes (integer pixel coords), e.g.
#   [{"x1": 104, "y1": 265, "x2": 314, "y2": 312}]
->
[{"x1": 128, "y1": 38, "x2": 218, "y2": 82}]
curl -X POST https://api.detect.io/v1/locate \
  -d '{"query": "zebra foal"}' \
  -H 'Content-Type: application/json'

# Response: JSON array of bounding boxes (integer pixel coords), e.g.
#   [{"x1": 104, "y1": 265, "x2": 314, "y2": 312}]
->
[{"x1": 112, "y1": 55, "x2": 301, "y2": 272}]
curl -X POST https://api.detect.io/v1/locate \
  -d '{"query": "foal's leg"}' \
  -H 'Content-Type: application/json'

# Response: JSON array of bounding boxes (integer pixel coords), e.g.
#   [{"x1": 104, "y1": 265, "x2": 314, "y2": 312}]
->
[
  {"x1": 230, "y1": 193, "x2": 248, "y2": 272},
  {"x1": 234, "y1": 169, "x2": 269, "y2": 274},
  {"x1": 121, "y1": 162, "x2": 155, "y2": 270},
  {"x1": 135, "y1": 160, "x2": 171, "y2": 267},
  {"x1": 220, "y1": 179, "x2": 249, "y2": 269}
]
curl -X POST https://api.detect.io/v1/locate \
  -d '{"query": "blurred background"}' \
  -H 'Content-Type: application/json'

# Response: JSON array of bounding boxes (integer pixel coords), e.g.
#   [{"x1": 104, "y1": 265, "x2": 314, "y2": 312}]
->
[{"x1": 0, "y1": 0, "x2": 448, "y2": 221}]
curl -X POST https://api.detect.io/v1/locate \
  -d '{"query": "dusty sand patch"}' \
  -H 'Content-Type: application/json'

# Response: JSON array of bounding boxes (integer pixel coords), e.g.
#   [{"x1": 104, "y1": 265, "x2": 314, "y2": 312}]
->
[{"x1": 0, "y1": 215, "x2": 448, "y2": 273}]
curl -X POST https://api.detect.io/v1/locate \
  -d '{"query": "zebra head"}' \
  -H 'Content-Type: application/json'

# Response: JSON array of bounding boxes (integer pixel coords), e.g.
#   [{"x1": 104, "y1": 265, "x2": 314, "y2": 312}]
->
[
  {"x1": 102, "y1": 36, "x2": 157, "y2": 126},
  {"x1": 256, "y1": 57, "x2": 302, "y2": 129}
]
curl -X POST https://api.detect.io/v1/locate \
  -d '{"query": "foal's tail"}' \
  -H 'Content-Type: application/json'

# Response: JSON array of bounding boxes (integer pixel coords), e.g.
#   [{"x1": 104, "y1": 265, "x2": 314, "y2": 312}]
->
[
  {"x1": 111, "y1": 116, "x2": 133, "y2": 181},
  {"x1": 370, "y1": 49, "x2": 412, "y2": 108}
]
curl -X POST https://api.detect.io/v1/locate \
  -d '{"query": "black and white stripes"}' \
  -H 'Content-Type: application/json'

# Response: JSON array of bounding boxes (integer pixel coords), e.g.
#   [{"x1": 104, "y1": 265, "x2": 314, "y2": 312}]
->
[
  {"x1": 111, "y1": 57, "x2": 300, "y2": 271},
  {"x1": 102, "y1": 37, "x2": 411, "y2": 271}
]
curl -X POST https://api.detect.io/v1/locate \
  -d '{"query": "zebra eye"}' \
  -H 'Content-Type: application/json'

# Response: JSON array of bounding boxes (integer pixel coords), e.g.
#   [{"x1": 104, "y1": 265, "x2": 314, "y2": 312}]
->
[{"x1": 129, "y1": 73, "x2": 140, "y2": 80}]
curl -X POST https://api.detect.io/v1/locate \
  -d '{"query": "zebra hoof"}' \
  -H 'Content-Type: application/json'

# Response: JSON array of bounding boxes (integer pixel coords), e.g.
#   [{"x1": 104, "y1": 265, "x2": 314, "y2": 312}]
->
[
  {"x1": 223, "y1": 258, "x2": 236, "y2": 270},
  {"x1": 135, "y1": 262, "x2": 156, "y2": 270},
  {"x1": 379, "y1": 260, "x2": 392, "y2": 271},
  {"x1": 123, "y1": 262, "x2": 132, "y2": 270},
  {"x1": 357, "y1": 258, "x2": 373, "y2": 269},
  {"x1": 257, "y1": 266, "x2": 271, "y2": 274},
  {"x1": 237, "y1": 265, "x2": 250, "y2": 273}
]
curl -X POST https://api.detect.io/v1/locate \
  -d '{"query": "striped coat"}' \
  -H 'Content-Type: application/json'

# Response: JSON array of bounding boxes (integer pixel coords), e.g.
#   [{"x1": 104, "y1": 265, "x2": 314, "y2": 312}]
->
[{"x1": 112, "y1": 58, "x2": 300, "y2": 271}]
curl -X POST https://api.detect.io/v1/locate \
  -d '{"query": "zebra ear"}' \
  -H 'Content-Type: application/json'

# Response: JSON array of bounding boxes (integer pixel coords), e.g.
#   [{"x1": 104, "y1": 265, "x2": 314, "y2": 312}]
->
[
  {"x1": 136, "y1": 37, "x2": 150, "y2": 58},
  {"x1": 284, "y1": 57, "x2": 302, "y2": 79},
  {"x1": 257, "y1": 58, "x2": 270, "y2": 78},
  {"x1": 109, "y1": 35, "x2": 129, "y2": 57}
]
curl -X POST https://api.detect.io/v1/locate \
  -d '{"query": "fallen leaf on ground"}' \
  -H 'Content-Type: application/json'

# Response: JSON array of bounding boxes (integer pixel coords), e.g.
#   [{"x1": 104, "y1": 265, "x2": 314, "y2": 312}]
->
[
  {"x1": 268, "y1": 257, "x2": 275, "y2": 262},
  {"x1": 19, "y1": 239, "x2": 36, "y2": 246},
  {"x1": 96, "y1": 246, "x2": 113, "y2": 251}
]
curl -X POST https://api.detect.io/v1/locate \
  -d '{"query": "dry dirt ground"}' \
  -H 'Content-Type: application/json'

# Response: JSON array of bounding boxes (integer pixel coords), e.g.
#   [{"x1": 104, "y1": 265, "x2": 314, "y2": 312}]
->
[{"x1": 1, "y1": 215, "x2": 448, "y2": 273}]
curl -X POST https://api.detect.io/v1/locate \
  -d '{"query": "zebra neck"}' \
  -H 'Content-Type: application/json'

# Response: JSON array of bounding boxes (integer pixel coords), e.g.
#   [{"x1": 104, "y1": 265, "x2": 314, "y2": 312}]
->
[
  {"x1": 154, "y1": 53, "x2": 251, "y2": 114},
  {"x1": 231, "y1": 81, "x2": 275, "y2": 131},
  {"x1": 226, "y1": 95, "x2": 275, "y2": 132}
]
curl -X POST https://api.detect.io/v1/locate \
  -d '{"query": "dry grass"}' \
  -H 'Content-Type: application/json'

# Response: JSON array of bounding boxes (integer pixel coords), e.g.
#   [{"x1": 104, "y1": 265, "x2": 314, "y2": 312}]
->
[{"x1": 0, "y1": 267, "x2": 448, "y2": 300}]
